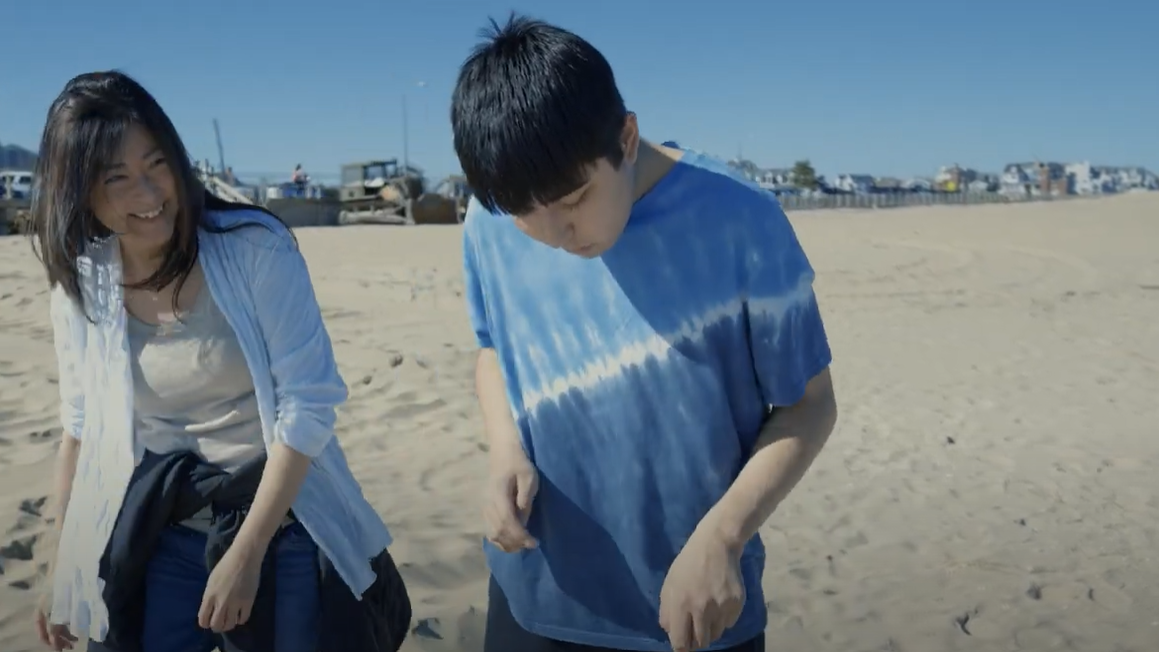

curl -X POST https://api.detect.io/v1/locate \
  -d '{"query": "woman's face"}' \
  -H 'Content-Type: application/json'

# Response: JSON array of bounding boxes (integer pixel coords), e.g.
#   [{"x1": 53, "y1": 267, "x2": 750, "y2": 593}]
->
[{"x1": 89, "y1": 123, "x2": 180, "y2": 256}]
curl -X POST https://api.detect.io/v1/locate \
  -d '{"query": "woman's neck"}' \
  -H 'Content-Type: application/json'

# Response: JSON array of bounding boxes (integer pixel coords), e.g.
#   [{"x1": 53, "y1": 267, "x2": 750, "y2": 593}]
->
[{"x1": 118, "y1": 239, "x2": 167, "y2": 285}]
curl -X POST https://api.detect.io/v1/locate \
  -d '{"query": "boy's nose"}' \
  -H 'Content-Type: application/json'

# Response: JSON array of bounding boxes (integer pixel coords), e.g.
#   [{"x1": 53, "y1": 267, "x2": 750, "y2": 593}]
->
[{"x1": 540, "y1": 214, "x2": 575, "y2": 249}]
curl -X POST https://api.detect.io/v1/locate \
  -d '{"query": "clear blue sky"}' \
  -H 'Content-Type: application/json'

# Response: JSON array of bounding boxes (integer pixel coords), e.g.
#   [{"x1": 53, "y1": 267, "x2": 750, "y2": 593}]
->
[{"x1": 2, "y1": 0, "x2": 1155, "y2": 183}]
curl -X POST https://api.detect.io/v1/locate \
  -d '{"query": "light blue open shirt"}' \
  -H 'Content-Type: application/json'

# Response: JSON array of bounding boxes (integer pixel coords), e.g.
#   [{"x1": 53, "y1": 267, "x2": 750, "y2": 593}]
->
[{"x1": 47, "y1": 208, "x2": 392, "y2": 643}]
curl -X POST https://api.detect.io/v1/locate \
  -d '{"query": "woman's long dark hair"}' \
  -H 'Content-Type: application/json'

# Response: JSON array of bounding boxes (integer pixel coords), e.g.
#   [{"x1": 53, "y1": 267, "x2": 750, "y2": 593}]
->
[{"x1": 30, "y1": 70, "x2": 292, "y2": 320}]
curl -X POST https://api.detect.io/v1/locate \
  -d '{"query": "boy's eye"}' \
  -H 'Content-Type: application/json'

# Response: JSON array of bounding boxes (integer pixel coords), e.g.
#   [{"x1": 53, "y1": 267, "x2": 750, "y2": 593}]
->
[{"x1": 561, "y1": 192, "x2": 587, "y2": 211}]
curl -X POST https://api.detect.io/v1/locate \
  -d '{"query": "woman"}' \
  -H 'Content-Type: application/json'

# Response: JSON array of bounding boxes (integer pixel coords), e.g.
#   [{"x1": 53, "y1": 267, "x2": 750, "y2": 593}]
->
[{"x1": 30, "y1": 71, "x2": 409, "y2": 652}]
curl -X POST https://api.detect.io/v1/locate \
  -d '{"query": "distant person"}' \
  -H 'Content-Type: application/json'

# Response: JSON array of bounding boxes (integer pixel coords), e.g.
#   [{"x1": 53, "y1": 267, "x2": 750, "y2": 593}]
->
[
  {"x1": 290, "y1": 164, "x2": 309, "y2": 199},
  {"x1": 224, "y1": 166, "x2": 238, "y2": 185},
  {"x1": 30, "y1": 71, "x2": 410, "y2": 652},
  {"x1": 452, "y1": 15, "x2": 838, "y2": 652},
  {"x1": 291, "y1": 164, "x2": 308, "y2": 185}
]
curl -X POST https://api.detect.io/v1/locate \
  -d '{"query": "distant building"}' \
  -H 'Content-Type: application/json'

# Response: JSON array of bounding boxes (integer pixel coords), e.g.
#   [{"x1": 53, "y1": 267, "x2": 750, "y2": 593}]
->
[
  {"x1": 903, "y1": 177, "x2": 934, "y2": 192},
  {"x1": 832, "y1": 174, "x2": 875, "y2": 194},
  {"x1": 729, "y1": 152, "x2": 1155, "y2": 201},
  {"x1": 726, "y1": 158, "x2": 799, "y2": 193},
  {"x1": 1000, "y1": 164, "x2": 1034, "y2": 196},
  {"x1": 934, "y1": 164, "x2": 981, "y2": 192},
  {"x1": 1065, "y1": 162, "x2": 1111, "y2": 195},
  {"x1": 1094, "y1": 166, "x2": 1158, "y2": 192},
  {"x1": 1003, "y1": 162, "x2": 1157, "y2": 197},
  {"x1": 873, "y1": 177, "x2": 904, "y2": 191},
  {"x1": 1037, "y1": 162, "x2": 1071, "y2": 196},
  {"x1": 756, "y1": 168, "x2": 794, "y2": 190},
  {"x1": 1000, "y1": 161, "x2": 1069, "y2": 197},
  {"x1": 726, "y1": 158, "x2": 762, "y2": 181}
]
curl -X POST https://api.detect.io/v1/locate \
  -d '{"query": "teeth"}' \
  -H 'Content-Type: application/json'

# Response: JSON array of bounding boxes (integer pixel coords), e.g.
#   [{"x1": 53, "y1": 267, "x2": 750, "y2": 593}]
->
[{"x1": 133, "y1": 205, "x2": 164, "y2": 219}]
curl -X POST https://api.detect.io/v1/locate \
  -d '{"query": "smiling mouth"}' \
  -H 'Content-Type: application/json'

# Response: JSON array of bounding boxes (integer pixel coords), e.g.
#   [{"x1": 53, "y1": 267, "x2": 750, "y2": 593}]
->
[{"x1": 130, "y1": 202, "x2": 166, "y2": 220}]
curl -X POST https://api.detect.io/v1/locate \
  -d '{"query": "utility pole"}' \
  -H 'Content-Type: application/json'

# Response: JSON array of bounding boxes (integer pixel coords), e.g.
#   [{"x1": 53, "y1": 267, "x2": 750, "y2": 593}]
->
[
  {"x1": 401, "y1": 95, "x2": 409, "y2": 173},
  {"x1": 400, "y1": 81, "x2": 426, "y2": 173},
  {"x1": 212, "y1": 119, "x2": 226, "y2": 174}
]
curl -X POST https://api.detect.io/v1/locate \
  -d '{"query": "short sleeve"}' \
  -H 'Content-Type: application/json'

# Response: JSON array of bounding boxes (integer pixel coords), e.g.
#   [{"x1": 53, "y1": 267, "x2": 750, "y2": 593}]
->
[
  {"x1": 462, "y1": 210, "x2": 494, "y2": 349},
  {"x1": 742, "y1": 196, "x2": 833, "y2": 407},
  {"x1": 49, "y1": 286, "x2": 86, "y2": 440}
]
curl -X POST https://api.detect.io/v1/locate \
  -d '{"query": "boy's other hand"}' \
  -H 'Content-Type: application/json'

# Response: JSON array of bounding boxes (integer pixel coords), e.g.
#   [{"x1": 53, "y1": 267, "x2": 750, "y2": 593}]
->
[
  {"x1": 658, "y1": 525, "x2": 745, "y2": 651},
  {"x1": 484, "y1": 445, "x2": 539, "y2": 552}
]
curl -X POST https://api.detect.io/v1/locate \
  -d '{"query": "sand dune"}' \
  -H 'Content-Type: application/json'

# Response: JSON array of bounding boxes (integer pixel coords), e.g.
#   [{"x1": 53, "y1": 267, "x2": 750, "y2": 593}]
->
[{"x1": 1, "y1": 193, "x2": 1157, "y2": 651}]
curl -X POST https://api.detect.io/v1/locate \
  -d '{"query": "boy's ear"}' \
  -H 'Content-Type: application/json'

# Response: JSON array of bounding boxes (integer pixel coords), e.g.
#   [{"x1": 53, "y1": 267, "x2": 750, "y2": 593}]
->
[{"x1": 621, "y1": 112, "x2": 640, "y2": 164}]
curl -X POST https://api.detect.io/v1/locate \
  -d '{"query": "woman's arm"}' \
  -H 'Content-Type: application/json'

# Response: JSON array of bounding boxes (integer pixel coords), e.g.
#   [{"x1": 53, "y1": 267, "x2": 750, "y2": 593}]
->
[
  {"x1": 232, "y1": 224, "x2": 348, "y2": 551},
  {"x1": 50, "y1": 438, "x2": 81, "y2": 525},
  {"x1": 41, "y1": 437, "x2": 81, "y2": 577},
  {"x1": 49, "y1": 287, "x2": 86, "y2": 441},
  {"x1": 46, "y1": 287, "x2": 86, "y2": 575},
  {"x1": 231, "y1": 442, "x2": 311, "y2": 558}
]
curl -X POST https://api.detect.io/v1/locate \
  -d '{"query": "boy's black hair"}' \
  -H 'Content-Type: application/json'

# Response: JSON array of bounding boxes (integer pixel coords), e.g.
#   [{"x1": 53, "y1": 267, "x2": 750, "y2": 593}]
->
[{"x1": 451, "y1": 13, "x2": 627, "y2": 216}]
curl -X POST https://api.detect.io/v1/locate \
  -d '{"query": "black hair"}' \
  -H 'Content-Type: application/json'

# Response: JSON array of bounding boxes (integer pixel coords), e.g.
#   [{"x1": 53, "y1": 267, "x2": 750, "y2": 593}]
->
[
  {"x1": 29, "y1": 70, "x2": 292, "y2": 320},
  {"x1": 451, "y1": 13, "x2": 627, "y2": 215}
]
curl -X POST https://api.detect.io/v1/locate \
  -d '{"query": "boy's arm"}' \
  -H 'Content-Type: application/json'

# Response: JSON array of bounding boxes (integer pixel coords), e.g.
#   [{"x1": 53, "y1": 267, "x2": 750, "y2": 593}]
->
[
  {"x1": 702, "y1": 370, "x2": 836, "y2": 550},
  {"x1": 476, "y1": 349, "x2": 524, "y2": 456},
  {"x1": 701, "y1": 197, "x2": 838, "y2": 551},
  {"x1": 461, "y1": 216, "x2": 523, "y2": 455},
  {"x1": 464, "y1": 215, "x2": 538, "y2": 551}
]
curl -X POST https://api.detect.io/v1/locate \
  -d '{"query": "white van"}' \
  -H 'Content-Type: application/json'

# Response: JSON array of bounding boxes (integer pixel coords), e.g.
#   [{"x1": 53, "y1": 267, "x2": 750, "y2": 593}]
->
[{"x1": 0, "y1": 170, "x2": 34, "y2": 199}]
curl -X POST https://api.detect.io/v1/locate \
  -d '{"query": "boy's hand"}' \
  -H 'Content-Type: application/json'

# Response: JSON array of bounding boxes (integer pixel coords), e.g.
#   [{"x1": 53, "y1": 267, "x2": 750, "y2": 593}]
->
[
  {"x1": 484, "y1": 444, "x2": 539, "y2": 552},
  {"x1": 659, "y1": 525, "x2": 745, "y2": 652}
]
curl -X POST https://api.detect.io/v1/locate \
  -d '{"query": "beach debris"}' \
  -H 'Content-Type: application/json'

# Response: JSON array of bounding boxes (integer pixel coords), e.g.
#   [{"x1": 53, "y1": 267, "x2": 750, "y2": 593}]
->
[{"x1": 412, "y1": 617, "x2": 443, "y2": 640}]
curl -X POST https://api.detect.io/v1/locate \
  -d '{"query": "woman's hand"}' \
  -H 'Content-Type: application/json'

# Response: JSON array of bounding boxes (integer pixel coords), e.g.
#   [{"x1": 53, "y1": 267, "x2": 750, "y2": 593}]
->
[
  {"x1": 197, "y1": 443, "x2": 311, "y2": 633},
  {"x1": 35, "y1": 594, "x2": 78, "y2": 651},
  {"x1": 197, "y1": 546, "x2": 265, "y2": 633}
]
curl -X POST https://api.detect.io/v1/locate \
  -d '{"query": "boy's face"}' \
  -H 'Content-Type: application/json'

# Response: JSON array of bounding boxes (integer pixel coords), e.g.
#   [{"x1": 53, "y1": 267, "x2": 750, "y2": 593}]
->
[{"x1": 512, "y1": 116, "x2": 640, "y2": 258}]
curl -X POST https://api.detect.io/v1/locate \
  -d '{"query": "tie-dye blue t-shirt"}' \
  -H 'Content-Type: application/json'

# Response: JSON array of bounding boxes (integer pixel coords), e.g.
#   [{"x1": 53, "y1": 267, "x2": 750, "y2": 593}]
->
[{"x1": 462, "y1": 149, "x2": 832, "y2": 651}]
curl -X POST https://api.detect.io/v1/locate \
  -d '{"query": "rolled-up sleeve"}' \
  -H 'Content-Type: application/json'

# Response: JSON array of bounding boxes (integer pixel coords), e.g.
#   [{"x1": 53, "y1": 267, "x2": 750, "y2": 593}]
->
[
  {"x1": 49, "y1": 287, "x2": 86, "y2": 440},
  {"x1": 248, "y1": 232, "x2": 348, "y2": 458}
]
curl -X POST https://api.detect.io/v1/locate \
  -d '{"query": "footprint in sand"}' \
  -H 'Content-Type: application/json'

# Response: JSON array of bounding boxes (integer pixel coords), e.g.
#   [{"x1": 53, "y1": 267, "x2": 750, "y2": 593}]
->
[
  {"x1": 0, "y1": 534, "x2": 37, "y2": 562},
  {"x1": 412, "y1": 617, "x2": 443, "y2": 640}
]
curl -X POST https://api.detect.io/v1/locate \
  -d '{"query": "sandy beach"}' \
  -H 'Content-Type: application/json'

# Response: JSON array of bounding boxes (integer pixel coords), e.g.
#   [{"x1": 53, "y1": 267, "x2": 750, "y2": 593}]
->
[{"x1": 1, "y1": 193, "x2": 1156, "y2": 652}]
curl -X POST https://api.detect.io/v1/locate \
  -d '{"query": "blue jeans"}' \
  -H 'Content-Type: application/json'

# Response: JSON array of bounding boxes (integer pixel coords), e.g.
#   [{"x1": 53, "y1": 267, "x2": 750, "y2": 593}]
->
[{"x1": 106, "y1": 523, "x2": 320, "y2": 652}]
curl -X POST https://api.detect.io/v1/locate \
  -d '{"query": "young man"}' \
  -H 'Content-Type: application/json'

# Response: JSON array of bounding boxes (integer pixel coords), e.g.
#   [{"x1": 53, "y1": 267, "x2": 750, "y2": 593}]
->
[{"x1": 452, "y1": 14, "x2": 838, "y2": 652}]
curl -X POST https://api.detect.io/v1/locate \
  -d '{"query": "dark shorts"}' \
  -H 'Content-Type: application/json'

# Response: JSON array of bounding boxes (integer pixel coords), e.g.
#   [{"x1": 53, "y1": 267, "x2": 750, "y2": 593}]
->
[{"x1": 484, "y1": 576, "x2": 765, "y2": 652}]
